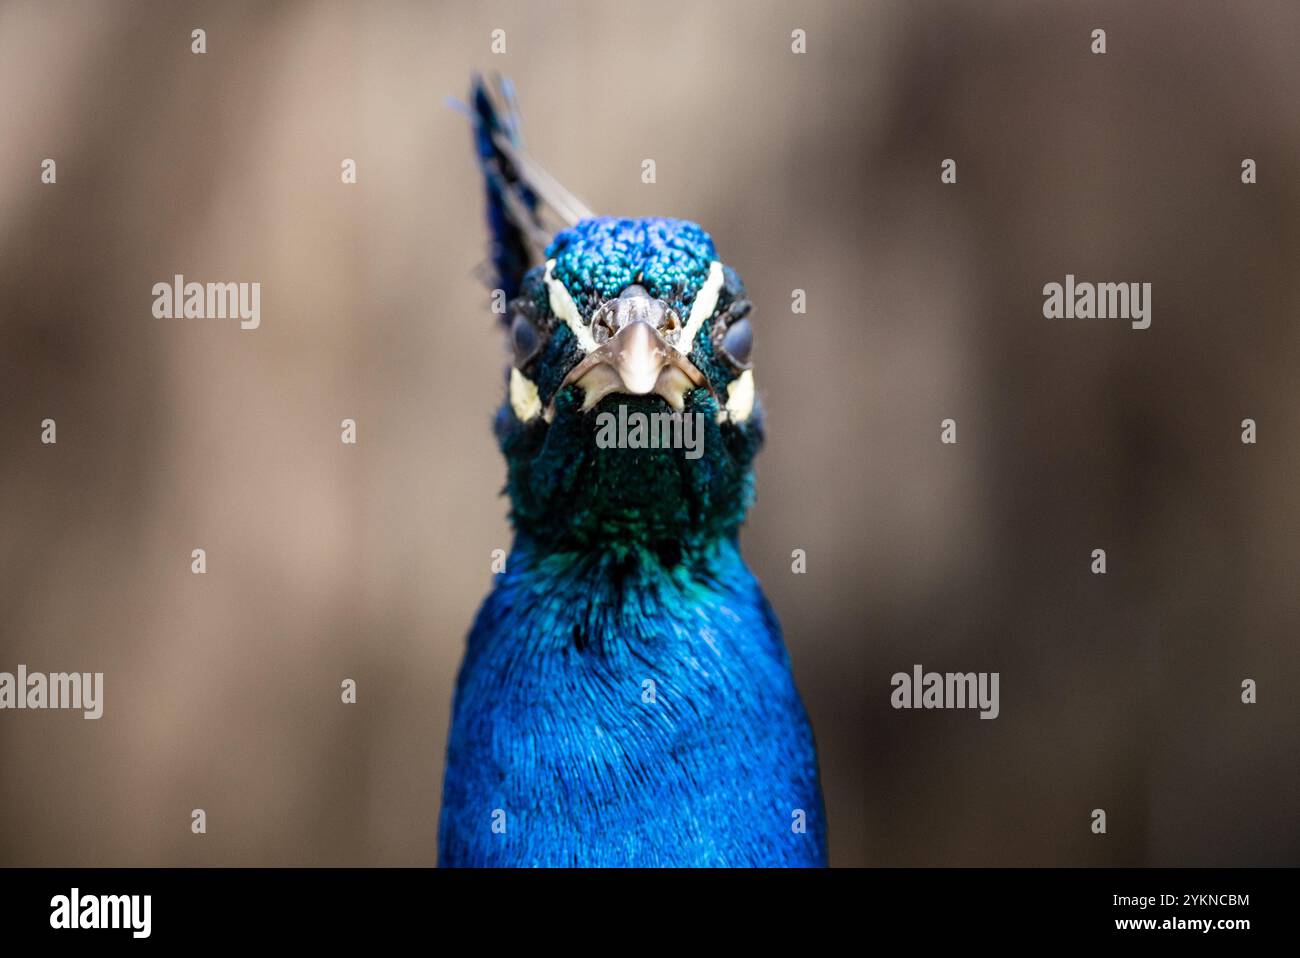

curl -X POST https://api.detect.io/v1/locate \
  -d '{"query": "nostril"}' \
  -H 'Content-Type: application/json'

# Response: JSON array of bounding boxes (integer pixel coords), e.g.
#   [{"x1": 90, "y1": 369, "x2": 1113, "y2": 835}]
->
[
  {"x1": 590, "y1": 289, "x2": 683, "y2": 346},
  {"x1": 592, "y1": 311, "x2": 617, "y2": 344}
]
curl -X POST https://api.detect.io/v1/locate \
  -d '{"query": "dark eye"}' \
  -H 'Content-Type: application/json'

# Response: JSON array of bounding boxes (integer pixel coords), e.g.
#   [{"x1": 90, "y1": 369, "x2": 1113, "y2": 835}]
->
[
  {"x1": 719, "y1": 317, "x2": 753, "y2": 369},
  {"x1": 510, "y1": 311, "x2": 542, "y2": 367}
]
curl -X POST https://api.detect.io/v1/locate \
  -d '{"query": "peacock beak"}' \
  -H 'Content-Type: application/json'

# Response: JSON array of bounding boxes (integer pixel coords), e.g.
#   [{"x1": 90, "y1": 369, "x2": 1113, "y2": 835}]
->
[
  {"x1": 547, "y1": 319, "x2": 709, "y2": 420},
  {"x1": 544, "y1": 280, "x2": 719, "y2": 421},
  {"x1": 603, "y1": 320, "x2": 670, "y2": 395}
]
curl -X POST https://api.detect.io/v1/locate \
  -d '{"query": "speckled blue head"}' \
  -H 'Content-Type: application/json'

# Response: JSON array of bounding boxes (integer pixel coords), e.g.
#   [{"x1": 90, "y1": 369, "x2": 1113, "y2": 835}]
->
[
  {"x1": 497, "y1": 216, "x2": 762, "y2": 559},
  {"x1": 546, "y1": 217, "x2": 718, "y2": 321}
]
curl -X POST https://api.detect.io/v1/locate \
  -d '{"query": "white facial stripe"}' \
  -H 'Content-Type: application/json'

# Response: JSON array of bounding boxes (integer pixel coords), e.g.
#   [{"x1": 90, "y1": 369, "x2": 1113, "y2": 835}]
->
[
  {"x1": 677, "y1": 260, "x2": 724, "y2": 355},
  {"x1": 509, "y1": 367, "x2": 541, "y2": 421},
  {"x1": 724, "y1": 369, "x2": 755, "y2": 422},
  {"x1": 544, "y1": 260, "x2": 597, "y2": 353}
]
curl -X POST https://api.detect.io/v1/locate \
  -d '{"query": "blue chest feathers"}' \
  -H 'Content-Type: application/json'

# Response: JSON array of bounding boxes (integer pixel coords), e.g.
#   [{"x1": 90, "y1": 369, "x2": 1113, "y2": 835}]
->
[{"x1": 437, "y1": 538, "x2": 827, "y2": 867}]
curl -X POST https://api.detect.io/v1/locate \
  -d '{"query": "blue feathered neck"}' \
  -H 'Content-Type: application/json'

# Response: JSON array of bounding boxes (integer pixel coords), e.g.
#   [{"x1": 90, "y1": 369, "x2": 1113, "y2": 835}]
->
[
  {"x1": 496, "y1": 530, "x2": 748, "y2": 651},
  {"x1": 439, "y1": 529, "x2": 828, "y2": 866}
]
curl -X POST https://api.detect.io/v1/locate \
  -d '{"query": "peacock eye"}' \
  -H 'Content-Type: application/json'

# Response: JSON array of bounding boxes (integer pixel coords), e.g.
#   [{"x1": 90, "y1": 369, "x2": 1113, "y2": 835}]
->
[
  {"x1": 718, "y1": 316, "x2": 753, "y2": 370},
  {"x1": 510, "y1": 310, "x2": 542, "y2": 367}
]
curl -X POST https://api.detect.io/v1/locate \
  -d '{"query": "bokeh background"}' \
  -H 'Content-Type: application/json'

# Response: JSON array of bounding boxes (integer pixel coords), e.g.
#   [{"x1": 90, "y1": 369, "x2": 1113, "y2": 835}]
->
[{"x1": 2, "y1": 0, "x2": 1297, "y2": 867}]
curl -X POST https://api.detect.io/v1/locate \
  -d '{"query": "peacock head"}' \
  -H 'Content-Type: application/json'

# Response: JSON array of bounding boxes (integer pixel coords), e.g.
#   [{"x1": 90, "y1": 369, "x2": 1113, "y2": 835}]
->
[{"x1": 494, "y1": 216, "x2": 763, "y2": 560}]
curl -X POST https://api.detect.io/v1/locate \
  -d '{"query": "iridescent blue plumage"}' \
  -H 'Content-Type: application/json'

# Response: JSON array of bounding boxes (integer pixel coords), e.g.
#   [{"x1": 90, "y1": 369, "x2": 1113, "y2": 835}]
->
[
  {"x1": 438, "y1": 78, "x2": 827, "y2": 867},
  {"x1": 439, "y1": 535, "x2": 826, "y2": 867},
  {"x1": 548, "y1": 217, "x2": 718, "y2": 320}
]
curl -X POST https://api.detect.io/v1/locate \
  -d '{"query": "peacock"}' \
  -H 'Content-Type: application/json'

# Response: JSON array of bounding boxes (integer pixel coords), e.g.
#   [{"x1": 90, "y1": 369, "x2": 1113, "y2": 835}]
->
[{"x1": 437, "y1": 76, "x2": 827, "y2": 867}]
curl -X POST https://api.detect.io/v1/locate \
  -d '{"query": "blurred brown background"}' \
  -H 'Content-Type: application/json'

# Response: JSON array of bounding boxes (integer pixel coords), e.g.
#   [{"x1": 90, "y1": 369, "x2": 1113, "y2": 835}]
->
[{"x1": 1, "y1": 0, "x2": 1297, "y2": 867}]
